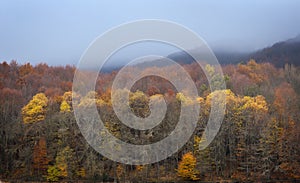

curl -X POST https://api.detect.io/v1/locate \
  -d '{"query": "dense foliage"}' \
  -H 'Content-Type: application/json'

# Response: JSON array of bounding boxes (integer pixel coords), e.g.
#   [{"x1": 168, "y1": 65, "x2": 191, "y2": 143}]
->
[{"x1": 0, "y1": 60, "x2": 299, "y2": 182}]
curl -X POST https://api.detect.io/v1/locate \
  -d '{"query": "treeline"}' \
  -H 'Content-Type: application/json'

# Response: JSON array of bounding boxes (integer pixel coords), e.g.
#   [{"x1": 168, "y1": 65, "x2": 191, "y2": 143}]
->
[{"x1": 0, "y1": 60, "x2": 300, "y2": 182}]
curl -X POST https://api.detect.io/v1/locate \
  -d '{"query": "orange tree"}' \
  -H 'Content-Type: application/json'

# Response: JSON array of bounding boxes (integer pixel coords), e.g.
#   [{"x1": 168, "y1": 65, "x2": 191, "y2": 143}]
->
[{"x1": 177, "y1": 152, "x2": 199, "y2": 181}]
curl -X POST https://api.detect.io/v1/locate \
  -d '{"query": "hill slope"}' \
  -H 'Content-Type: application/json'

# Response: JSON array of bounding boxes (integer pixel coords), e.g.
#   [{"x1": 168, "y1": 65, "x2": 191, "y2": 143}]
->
[
  {"x1": 248, "y1": 35, "x2": 300, "y2": 67},
  {"x1": 166, "y1": 35, "x2": 300, "y2": 67}
]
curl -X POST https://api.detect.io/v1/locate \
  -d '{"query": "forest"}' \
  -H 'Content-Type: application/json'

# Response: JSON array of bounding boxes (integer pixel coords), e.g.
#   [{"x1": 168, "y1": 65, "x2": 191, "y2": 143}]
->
[{"x1": 0, "y1": 59, "x2": 300, "y2": 182}]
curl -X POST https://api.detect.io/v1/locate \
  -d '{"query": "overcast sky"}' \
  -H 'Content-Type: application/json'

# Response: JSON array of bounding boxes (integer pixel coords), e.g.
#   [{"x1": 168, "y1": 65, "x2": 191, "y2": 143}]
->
[{"x1": 1, "y1": 0, "x2": 300, "y2": 66}]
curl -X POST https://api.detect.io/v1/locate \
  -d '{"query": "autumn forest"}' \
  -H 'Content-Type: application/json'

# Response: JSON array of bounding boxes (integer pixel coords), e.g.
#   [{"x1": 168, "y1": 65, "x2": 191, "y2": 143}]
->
[{"x1": 0, "y1": 58, "x2": 300, "y2": 182}]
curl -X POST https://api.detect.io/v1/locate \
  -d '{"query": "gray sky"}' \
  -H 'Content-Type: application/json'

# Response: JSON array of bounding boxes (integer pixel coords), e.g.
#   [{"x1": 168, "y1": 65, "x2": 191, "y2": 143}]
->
[{"x1": 1, "y1": 0, "x2": 300, "y2": 66}]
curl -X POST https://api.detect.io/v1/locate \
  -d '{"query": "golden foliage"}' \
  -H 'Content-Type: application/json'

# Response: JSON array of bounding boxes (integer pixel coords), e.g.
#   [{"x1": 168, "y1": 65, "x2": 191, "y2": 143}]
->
[
  {"x1": 22, "y1": 93, "x2": 48, "y2": 124},
  {"x1": 46, "y1": 165, "x2": 60, "y2": 182},
  {"x1": 60, "y1": 100, "x2": 71, "y2": 113},
  {"x1": 177, "y1": 152, "x2": 199, "y2": 180},
  {"x1": 176, "y1": 92, "x2": 194, "y2": 105},
  {"x1": 242, "y1": 95, "x2": 268, "y2": 112},
  {"x1": 78, "y1": 91, "x2": 98, "y2": 107},
  {"x1": 237, "y1": 59, "x2": 265, "y2": 84}
]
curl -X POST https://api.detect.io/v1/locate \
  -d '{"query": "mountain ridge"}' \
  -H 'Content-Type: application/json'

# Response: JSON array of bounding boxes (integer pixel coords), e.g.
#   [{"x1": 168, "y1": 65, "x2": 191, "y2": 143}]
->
[
  {"x1": 166, "y1": 35, "x2": 300, "y2": 68},
  {"x1": 102, "y1": 35, "x2": 300, "y2": 72},
  {"x1": 249, "y1": 35, "x2": 300, "y2": 67}
]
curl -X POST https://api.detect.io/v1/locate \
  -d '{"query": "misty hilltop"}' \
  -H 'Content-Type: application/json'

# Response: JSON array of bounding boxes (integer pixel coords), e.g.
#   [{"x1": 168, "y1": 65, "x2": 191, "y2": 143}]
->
[
  {"x1": 250, "y1": 35, "x2": 300, "y2": 67},
  {"x1": 166, "y1": 35, "x2": 300, "y2": 68}
]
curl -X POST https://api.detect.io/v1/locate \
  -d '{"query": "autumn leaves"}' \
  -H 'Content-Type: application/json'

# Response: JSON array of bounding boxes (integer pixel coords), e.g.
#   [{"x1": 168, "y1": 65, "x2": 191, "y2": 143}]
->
[{"x1": 22, "y1": 93, "x2": 48, "y2": 124}]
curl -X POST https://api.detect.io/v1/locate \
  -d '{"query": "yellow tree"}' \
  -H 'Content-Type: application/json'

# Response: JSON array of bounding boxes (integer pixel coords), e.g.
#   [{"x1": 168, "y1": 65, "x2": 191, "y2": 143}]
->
[
  {"x1": 236, "y1": 94, "x2": 268, "y2": 179},
  {"x1": 60, "y1": 100, "x2": 71, "y2": 113},
  {"x1": 129, "y1": 90, "x2": 150, "y2": 118},
  {"x1": 177, "y1": 152, "x2": 199, "y2": 181},
  {"x1": 47, "y1": 146, "x2": 77, "y2": 181},
  {"x1": 237, "y1": 59, "x2": 265, "y2": 85},
  {"x1": 176, "y1": 92, "x2": 194, "y2": 106},
  {"x1": 22, "y1": 93, "x2": 48, "y2": 124},
  {"x1": 78, "y1": 91, "x2": 99, "y2": 108},
  {"x1": 61, "y1": 91, "x2": 81, "y2": 109},
  {"x1": 204, "y1": 89, "x2": 239, "y2": 177}
]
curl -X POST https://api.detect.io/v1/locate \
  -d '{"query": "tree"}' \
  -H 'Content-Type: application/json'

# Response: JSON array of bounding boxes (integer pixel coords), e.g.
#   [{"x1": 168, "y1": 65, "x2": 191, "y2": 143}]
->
[
  {"x1": 46, "y1": 165, "x2": 60, "y2": 182},
  {"x1": 177, "y1": 152, "x2": 199, "y2": 181},
  {"x1": 237, "y1": 60, "x2": 265, "y2": 85},
  {"x1": 176, "y1": 92, "x2": 193, "y2": 106},
  {"x1": 57, "y1": 146, "x2": 76, "y2": 178},
  {"x1": 22, "y1": 93, "x2": 48, "y2": 124},
  {"x1": 78, "y1": 91, "x2": 98, "y2": 108},
  {"x1": 259, "y1": 117, "x2": 283, "y2": 179},
  {"x1": 129, "y1": 90, "x2": 150, "y2": 118},
  {"x1": 47, "y1": 146, "x2": 76, "y2": 181},
  {"x1": 273, "y1": 82, "x2": 298, "y2": 120},
  {"x1": 193, "y1": 135, "x2": 212, "y2": 178},
  {"x1": 33, "y1": 137, "x2": 49, "y2": 177},
  {"x1": 60, "y1": 100, "x2": 71, "y2": 113},
  {"x1": 204, "y1": 64, "x2": 226, "y2": 92},
  {"x1": 116, "y1": 164, "x2": 124, "y2": 181}
]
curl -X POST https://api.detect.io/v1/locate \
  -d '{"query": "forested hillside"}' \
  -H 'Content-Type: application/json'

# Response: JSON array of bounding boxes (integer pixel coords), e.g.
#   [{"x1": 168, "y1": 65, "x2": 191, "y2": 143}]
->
[
  {"x1": 0, "y1": 60, "x2": 300, "y2": 182},
  {"x1": 250, "y1": 35, "x2": 300, "y2": 67},
  {"x1": 166, "y1": 36, "x2": 300, "y2": 67}
]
